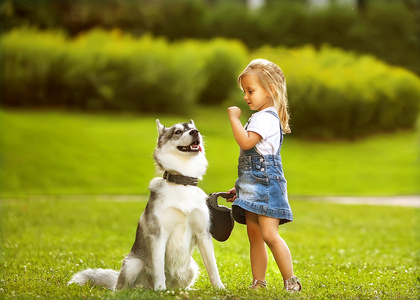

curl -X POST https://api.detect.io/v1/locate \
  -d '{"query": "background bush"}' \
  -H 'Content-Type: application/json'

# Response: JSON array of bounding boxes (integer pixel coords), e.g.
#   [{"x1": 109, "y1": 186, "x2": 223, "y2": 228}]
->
[
  {"x1": 1, "y1": 0, "x2": 419, "y2": 76},
  {"x1": 0, "y1": 28, "x2": 67, "y2": 107},
  {"x1": 63, "y1": 30, "x2": 207, "y2": 112},
  {"x1": 0, "y1": 28, "x2": 247, "y2": 113},
  {"x1": 1, "y1": 28, "x2": 419, "y2": 138},
  {"x1": 253, "y1": 45, "x2": 420, "y2": 138},
  {"x1": 198, "y1": 38, "x2": 248, "y2": 105}
]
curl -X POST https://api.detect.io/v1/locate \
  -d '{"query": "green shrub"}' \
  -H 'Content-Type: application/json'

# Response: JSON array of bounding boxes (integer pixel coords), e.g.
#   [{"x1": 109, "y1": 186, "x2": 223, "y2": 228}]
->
[
  {"x1": 0, "y1": 28, "x2": 68, "y2": 107},
  {"x1": 1, "y1": 28, "x2": 419, "y2": 138},
  {"x1": 62, "y1": 30, "x2": 208, "y2": 112},
  {"x1": 258, "y1": 2, "x2": 311, "y2": 47},
  {"x1": 203, "y1": 2, "x2": 264, "y2": 49},
  {"x1": 198, "y1": 38, "x2": 248, "y2": 105},
  {"x1": 0, "y1": 28, "x2": 247, "y2": 113},
  {"x1": 151, "y1": 0, "x2": 206, "y2": 40},
  {"x1": 253, "y1": 45, "x2": 420, "y2": 138}
]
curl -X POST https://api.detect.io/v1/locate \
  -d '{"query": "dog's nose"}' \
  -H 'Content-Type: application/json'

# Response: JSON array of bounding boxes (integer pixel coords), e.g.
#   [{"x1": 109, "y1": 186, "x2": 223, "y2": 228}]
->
[{"x1": 189, "y1": 129, "x2": 198, "y2": 136}]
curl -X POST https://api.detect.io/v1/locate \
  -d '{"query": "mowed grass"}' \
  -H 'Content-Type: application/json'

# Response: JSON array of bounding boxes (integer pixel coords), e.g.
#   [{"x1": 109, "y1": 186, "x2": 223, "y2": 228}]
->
[
  {"x1": 0, "y1": 108, "x2": 419, "y2": 197},
  {"x1": 0, "y1": 197, "x2": 418, "y2": 299},
  {"x1": 0, "y1": 109, "x2": 419, "y2": 299}
]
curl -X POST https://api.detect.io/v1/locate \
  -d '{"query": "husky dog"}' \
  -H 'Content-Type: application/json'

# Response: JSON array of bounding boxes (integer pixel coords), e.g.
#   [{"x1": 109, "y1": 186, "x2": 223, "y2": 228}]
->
[{"x1": 69, "y1": 120, "x2": 224, "y2": 291}]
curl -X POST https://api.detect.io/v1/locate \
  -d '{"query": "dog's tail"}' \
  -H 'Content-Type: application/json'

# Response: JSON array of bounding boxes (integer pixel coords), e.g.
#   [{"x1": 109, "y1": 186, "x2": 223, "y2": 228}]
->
[{"x1": 68, "y1": 268, "x2": 119, "y2": 290}]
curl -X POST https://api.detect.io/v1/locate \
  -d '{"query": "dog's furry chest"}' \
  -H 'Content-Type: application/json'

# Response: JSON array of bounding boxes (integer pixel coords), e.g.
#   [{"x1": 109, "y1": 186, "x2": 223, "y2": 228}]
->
[{"x1": 148, "y1": 178, "x2": 210, "y2": 235}]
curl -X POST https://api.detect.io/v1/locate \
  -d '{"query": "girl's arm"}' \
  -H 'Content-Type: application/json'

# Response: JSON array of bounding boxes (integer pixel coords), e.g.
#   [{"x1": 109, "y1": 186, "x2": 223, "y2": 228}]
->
[{"x1": 228, "y1": 106, "x2": 262, "y2": 150}]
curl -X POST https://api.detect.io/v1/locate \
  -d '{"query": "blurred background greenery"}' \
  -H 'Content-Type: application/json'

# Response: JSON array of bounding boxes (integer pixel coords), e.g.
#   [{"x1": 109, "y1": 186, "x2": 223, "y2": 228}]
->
[
  {"x1": 0, "y1": 0, "x2": 419, "y2": 197},
  {"x1": 1, "y1": 4, "x2": 418, "y2": 299}
]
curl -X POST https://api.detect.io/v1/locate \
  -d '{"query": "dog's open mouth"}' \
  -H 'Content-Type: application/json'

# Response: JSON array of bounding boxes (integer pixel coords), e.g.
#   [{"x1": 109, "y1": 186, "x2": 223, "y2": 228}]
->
[{"x1": 177, "y1": 140, "x2": 201, "y2": 152}]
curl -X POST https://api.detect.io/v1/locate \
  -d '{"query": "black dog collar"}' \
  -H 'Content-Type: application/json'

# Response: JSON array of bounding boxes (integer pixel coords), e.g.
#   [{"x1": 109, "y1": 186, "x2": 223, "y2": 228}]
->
[{"x1": 163, "y1": 171, "x2": 198, "y2": 186}]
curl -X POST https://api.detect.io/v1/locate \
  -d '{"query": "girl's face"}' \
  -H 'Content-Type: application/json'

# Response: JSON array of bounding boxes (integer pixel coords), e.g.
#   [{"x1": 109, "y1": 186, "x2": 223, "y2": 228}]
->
[{"x1": 241, "y1": 73, "x2": 274, "y2": 111}]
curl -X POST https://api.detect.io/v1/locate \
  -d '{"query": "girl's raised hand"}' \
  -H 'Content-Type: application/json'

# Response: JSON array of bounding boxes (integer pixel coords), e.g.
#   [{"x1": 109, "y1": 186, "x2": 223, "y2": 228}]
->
[{"x1": 227, "y1": 106, "x2": 241, "y2": 119}]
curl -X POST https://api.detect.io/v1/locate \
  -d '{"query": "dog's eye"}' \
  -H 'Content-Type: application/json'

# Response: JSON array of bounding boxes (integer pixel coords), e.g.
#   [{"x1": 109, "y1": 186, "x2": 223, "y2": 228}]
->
[{"x1": 175, "y1": 130, "x2": 182, "y2": 135}]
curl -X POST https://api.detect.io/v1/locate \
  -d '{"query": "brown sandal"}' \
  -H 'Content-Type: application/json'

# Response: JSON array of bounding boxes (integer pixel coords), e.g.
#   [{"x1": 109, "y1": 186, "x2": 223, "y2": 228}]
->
[
  {"x1": 284, "y1": 276, "x2": 301, "y2": 292},
  {"x1": 249, "y1": 279, "x2": 267, "y2": 290}
]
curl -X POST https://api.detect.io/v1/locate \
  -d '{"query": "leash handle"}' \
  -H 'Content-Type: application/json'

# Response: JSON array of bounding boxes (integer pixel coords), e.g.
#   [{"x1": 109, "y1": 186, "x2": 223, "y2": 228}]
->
[
  {"x1": 207, "y1": 192, "x2": 233, "y2": 212},
  {"x1": 206, "y1": 192, "x2": 235, "y2": 242},
  {"x1": 211, "y1": 192, "x2": 235, "y2": 200}
]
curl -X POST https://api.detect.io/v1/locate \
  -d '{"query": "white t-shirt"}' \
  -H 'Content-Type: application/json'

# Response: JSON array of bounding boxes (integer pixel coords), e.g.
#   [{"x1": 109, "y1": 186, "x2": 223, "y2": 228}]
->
[{"x1": 245, "y1": 107, "x2": 281, "y2": 155}]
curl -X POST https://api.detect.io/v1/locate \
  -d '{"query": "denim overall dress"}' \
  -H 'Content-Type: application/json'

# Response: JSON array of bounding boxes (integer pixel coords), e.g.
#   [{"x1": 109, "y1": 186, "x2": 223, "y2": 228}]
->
[{"x1": 231, "y1": 110, "x2": 293, "y2": 225}]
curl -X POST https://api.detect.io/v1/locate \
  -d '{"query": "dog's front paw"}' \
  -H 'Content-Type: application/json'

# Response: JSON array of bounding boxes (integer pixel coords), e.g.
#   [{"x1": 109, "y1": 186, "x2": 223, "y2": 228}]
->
[
  {"x1": 215, "y1": 282, "x2": 225, "y2": 289},
  {"x1": 211, "y1": 279, "x2": 225, "y2": 289},
  {"x1": 154, "y1": 283, "x2": 166, "y2": 290}
]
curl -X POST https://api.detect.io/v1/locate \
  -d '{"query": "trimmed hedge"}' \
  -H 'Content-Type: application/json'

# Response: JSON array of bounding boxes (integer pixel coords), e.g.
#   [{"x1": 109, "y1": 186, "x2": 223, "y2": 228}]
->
[
  {"x1": 252, "y1": 45, "x2": 420, "y2": 138},
  {"x1": 1, "y1": 28, "x2": 419, "y2": 138},
  {"x1": 0, "y1": 28, "x2": 247, "y2": 113}
]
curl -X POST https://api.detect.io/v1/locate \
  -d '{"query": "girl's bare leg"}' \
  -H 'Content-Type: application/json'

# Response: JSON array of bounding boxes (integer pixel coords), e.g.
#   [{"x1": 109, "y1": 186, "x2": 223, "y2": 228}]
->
[
  {"x1": 245, "y1": 211, "x2": 268, "y2": 281},
  {"x1": 258, "y1": 215, "x2": 294, "y2": 280}
]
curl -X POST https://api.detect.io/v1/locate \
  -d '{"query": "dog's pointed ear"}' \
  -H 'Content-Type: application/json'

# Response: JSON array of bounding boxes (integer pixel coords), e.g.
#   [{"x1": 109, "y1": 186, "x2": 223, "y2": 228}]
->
[
  {"x1": 156, "y1": 119, "x2": 165, "y2": 136},
  {"x1": 189, "y1": 119, "x2": 195, "y2": 128}
]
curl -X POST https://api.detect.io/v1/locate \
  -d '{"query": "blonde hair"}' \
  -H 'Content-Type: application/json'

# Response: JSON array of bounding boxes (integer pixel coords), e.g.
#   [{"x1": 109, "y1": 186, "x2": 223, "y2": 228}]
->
[{"x1": 238, "y1": 59, "x2": 291, "y2": 134}]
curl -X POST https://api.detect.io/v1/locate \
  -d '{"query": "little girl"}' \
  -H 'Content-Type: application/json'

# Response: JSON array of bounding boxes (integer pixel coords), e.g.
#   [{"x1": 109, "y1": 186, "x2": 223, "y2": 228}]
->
[{"x1": 227, "y1": 59, "x2": 301, "y2": 292}]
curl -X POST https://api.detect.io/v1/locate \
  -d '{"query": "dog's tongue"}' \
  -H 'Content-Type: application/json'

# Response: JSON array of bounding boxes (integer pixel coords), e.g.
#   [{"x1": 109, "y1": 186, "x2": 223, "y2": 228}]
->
[{"x1": 190, "y1": 144, "x2": 200, "y2": 151}]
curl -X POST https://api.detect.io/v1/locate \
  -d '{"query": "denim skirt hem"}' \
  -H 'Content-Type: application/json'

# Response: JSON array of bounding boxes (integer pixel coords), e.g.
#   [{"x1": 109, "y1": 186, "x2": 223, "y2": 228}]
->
[{"x1": 232, "y1": 199, "x2": 293, "y2": 225}]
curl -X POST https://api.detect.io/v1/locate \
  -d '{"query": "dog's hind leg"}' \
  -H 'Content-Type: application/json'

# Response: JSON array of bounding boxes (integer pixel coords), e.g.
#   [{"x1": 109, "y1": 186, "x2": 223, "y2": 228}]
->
[
  {"x1": 115, "y1": 256, "x2": 144, "y2": 290},
  {"x1": 170, "y1": 257, "x2": 199, "y2": 289}
]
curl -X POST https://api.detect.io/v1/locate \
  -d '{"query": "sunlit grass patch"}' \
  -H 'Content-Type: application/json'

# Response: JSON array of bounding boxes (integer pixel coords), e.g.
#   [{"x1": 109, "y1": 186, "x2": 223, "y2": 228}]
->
[
  {"x1": 1, "y1": 108, "x2": 419, "y2": 197},
  {"x1": 1, "y1": 197, "x2": 418, "y2": 299}
]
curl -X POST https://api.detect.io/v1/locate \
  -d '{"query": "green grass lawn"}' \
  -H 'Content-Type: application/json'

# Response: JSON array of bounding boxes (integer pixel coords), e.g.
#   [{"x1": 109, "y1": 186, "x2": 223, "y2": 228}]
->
[
  {"x1": 1, "y1": 197, "x2": 418, "y2": 299},
  {"x1": 0, "y1": 108, "x2": 419, "y2": 197},
  {"x1": 1, "y1": 109, "x2": 419, "y2": 299}
]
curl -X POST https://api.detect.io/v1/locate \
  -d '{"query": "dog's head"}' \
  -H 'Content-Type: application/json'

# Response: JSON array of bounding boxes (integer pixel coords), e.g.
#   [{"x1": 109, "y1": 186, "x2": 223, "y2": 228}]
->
[
  {"x1": 156, "y1": 119, "x2": 203, "y2": 154},
  {"x1": 154, "y1": 119, "x2": 207, "y2": 178}
]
